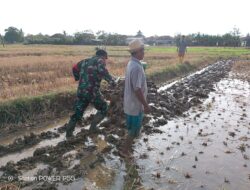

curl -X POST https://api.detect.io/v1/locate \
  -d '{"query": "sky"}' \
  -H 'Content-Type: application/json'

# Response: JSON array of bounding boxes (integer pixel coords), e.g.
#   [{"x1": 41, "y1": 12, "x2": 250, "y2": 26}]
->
[{"x1": 1, "y1": 0, "x2": 249, "y2": 37}]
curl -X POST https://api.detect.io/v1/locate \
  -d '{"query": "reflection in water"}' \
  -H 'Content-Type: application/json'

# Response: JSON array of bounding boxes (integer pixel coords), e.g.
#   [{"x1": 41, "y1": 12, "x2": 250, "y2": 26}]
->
[
  {"x1": 0, "y1": 108, "x2": 96, "y2": 166},
  {"x1": 0, "y1": 118, "x2": 68, "y2": 146},
  {"x1": 0, "y1": 107, "x2": 96, "y2": 146},
  {"x1": 79, "y1": 135, "x2": 126, "y2": 190},
  {"x1": 0, "y1": 133, "x2": 66, "y2": 167}
]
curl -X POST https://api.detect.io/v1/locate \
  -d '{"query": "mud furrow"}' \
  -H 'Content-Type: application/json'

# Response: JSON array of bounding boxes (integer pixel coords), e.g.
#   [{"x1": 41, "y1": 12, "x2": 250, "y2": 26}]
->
[{"x1": 0, "y1": 60, "x2": 235, "y2": 189}]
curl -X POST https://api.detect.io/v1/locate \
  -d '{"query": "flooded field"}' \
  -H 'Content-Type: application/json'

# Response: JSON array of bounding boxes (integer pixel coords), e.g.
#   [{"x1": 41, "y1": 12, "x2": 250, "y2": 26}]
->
[
  {"x1": 135, "y1": 77, "x2": 250, "y2": 190},
  {"x1": 0, "y1": 60, "x2": 249, "y2": 190}
]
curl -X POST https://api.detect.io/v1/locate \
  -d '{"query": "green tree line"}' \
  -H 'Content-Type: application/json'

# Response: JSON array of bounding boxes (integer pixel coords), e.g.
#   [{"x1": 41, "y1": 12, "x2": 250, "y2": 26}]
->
[
  {"x1": 1, "y1": 26, "x2": 250, "y2": 47},
  {"x1": 1, "y1": 27, "x2": 128, "y2": 46}
]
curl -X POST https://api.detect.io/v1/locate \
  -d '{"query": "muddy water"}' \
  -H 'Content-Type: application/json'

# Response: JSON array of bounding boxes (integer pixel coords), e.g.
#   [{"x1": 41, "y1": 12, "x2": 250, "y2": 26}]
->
[
  {"x1": 20, "y1": 135, "x2": 125, "y2": 190},
  {"x1": 0, "y1": 134, "x2": 65, "y2": 167},
  {"x1": 135, "y1": 77, "x2": 250, "y2": 190},
  {"x1": 0, "y1": 122, "x2": 86, "y2": 167},
  {"x1": 0, "y1": 107, "x2": 96, "y2": 146},
  {"x1": 0, "y1": 101, "x2": 125, "y2": 189},
  {"x1": 74, "y1": 135, "x2": 125, "y2": 190},
  {"x1": 0, "y1": 108, "x2": 96, "y2": 167},
  {"x1": 0, "y1": 118, "x2": 68, "y2": 146}
]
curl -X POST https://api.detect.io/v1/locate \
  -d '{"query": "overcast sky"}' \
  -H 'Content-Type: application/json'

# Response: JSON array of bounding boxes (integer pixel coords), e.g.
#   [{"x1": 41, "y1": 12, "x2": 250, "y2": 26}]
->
[{"x1": 1, "y1": 0, "x2": 249, "y2": 37}]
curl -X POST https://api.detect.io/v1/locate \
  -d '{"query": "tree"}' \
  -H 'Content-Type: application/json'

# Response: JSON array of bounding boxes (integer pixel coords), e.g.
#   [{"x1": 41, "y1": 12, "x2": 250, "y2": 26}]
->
[
  {"x1": 230, "y1": 27, "x2": 241, "y2": 47},
  {"x1": 50, "y1": 33, "x2": 66, "y2": 44},
  {"x1": 231, "y1": 26, "x2": 240, "y2": 37},
  {"x1": 105, "y1": 33, "x2": 127, "y2": 45},
  {"x1": 222, "y1": 33, "x2": 240, "y2": 47},
  {"x1": 24, "y1": 33, "x2": 50, "y2": 44},
  {"x1": 50, "y1": 32, "x2": 74, "y2": 44},
  {"x1": 74, "y1": 32, "x2": 95, "y2": 44},
  {"x1": 63, "y1": 30, "x2": 67, "y2": 36},
  {"x1": 4, "y1": 27, "x2": 24, "y2": 43},
  {"x1": 0, "y1": 33, "x2": 4, "y2": 47},
  {"x1": 246, "y1": 34, "x2": 250, "y2": 47}
]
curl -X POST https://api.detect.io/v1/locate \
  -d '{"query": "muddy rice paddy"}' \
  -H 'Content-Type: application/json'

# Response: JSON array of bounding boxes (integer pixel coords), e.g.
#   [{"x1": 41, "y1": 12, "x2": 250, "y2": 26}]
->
[{"x1": 0, "y1": 60, "x2": 249, "y2": 190}]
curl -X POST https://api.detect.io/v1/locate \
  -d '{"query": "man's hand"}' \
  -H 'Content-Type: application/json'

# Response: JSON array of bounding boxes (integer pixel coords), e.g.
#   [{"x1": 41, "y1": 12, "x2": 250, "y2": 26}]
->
[
  {"x1": 144, "y1": 104, "x2": 150, "y2": 114},
  {"x1": 135, "y1": 88, "x2": 150, "y2": 114}
]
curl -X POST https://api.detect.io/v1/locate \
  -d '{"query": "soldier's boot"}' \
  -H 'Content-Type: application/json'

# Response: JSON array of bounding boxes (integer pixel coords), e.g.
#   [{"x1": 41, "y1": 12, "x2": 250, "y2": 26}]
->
[
  {"x1": 66, "y1": 119, "x2": 77, "y2": 138},
  {"x1": 89, "y1": 112, "x2": 105, "y2": 133}
]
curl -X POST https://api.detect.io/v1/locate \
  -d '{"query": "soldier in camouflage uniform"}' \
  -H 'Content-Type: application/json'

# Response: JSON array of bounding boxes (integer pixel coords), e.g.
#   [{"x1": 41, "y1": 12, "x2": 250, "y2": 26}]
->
[{"x1": 66, "y1": 49, "x2": 115, "y2": 138}]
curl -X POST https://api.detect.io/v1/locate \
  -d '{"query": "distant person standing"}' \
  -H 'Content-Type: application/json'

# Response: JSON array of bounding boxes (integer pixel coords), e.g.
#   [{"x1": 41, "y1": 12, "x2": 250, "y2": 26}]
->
[
  {"x1": 121, "y1": 39, "x2": 150, "y2": 157},
  {"x1": 177, "y1": 35, "x2": 187, "y2": 63}
]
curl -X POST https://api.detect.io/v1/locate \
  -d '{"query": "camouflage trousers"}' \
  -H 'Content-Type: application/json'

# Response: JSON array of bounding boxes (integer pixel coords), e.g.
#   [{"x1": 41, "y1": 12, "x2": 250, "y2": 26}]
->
[{"x1": 70, "y1": 92, "x2": 108, "y2": 122}]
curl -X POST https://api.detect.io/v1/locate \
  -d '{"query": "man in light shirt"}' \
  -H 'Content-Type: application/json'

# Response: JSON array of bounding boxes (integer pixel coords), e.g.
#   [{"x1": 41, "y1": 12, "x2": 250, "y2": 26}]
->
[{"x1": 121, "y1": 39, "x2": 150, "y2": 156}]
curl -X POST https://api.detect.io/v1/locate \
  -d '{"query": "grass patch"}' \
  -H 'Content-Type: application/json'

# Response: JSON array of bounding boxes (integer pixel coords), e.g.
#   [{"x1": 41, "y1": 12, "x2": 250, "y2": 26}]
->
[
  {"x1": 0, "y1": 90, "x2": 75, "y2": 127},
  {"x1": 148, "y1": 62, "x2": 196, "y2": 84}
]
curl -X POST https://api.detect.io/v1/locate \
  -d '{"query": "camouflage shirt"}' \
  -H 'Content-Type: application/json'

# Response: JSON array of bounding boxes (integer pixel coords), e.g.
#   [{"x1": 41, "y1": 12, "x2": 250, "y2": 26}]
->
[{"x1": 72, "y1": 56, "x2": 114, "y2": 97}]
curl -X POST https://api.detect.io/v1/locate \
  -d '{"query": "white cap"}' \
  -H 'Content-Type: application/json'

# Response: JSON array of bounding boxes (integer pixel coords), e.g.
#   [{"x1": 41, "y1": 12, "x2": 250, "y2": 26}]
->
[{"x1": 128, "y1": 39, "x2": 144, "y2": 53}]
